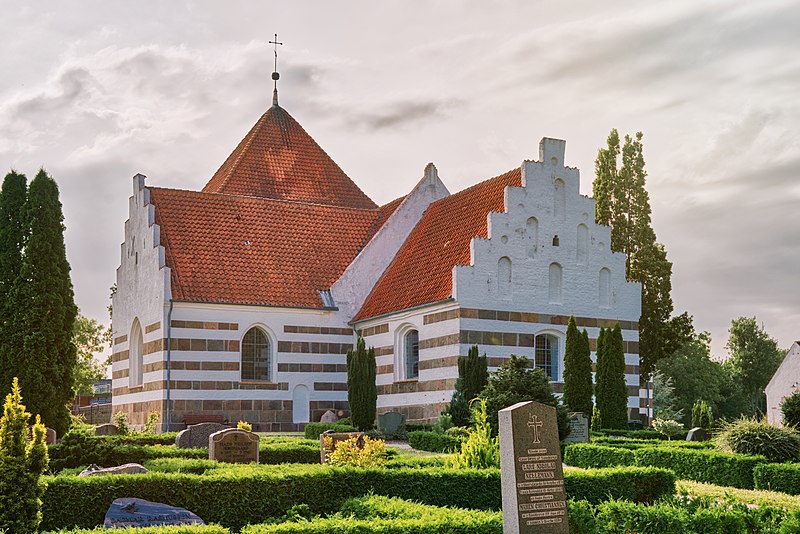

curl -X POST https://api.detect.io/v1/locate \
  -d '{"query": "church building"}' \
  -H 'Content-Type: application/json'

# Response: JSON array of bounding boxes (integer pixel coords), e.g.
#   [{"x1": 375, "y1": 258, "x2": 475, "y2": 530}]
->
[{"x1": 111, "y1": 79, "x2": 643, "y2": 432}]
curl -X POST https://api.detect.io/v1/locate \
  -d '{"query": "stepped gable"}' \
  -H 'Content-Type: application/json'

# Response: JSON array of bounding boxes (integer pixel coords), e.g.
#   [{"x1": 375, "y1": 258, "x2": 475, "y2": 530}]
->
[
  {"x1": 203, "y1": 105, "x2": 377, "y2": 210},
  {"x1": 354, "y1": 167, "x2": 522, "y2": 321},
  {"x1": 150, "y1": 188, "x2": 398, "y2": 308}
]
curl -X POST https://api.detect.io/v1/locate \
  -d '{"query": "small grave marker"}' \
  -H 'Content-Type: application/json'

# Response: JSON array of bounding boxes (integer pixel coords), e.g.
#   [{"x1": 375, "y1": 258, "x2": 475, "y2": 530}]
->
[
  {"x1": 176, "y1": 422, "x2": 228, "y2": 449},
  {"x1": 686, "y1": 427, "x2": 710, "y2": 442},
  {"x1": 563, "y1": 412, "x2": 589, "y2": 444},
  {"x1": 209, "y1": 428, "x2": 260, "y2": 463},
  {"x1": 45, "y1": 427, "x2": 57, "y2": 444},
  {"x1": 320, "y1": 410, "x2": 338, "y2": 423},
  {"x1": 94, "y1": 423, "x2": 119, "y2": 436},
  {"x1": 104, "y1": 497, "x2": 204, "y2": 528},
  {"x1": 378, "y1": 411, "x2": 406, "y2": 438},
  {"x1": 79, "y1": 463, "x2": 149, "y2": 477}
]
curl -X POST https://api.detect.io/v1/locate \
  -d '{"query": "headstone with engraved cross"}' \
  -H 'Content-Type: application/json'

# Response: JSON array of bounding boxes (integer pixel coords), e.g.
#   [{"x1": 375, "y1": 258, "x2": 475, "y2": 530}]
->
[{"x1": 499, "y1": 401, "x2": 568, "y2": 534}]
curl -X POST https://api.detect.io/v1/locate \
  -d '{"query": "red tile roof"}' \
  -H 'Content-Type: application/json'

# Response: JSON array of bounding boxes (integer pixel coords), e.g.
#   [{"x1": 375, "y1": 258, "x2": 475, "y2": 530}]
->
[
  {"x1": 353, "y1": 168, "x2": 522, "y2": 322},
  {"x1": 150, "y1": 188, "x2": 398, "y2": 308},
  {"x1": 203, "y1": 105, "x2": 377, "y2": 210}
]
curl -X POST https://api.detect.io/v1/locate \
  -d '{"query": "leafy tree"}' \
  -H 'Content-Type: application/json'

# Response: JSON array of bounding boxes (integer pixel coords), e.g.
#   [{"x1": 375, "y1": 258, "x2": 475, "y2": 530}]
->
[
  {"x1": 72, "y1": 313, "x2": 109, "y2": 396},
  {"x1": 3, "y1": 170, "x2": 77, "y2": 435},
  {"x1": 590, "y1": 405, "x2": 602, "y2": 432},
  {"x1": 0, "y1": 171, "x2": 28, "y2": 393},
  {"x1": 691, "y1": 400, "x2": 713, "y2": 429},
  {"x1": 445, "y1": 378, "x2": 471, "y2": 427},
  {"x1": 781, "y1": 392, "x2": 800, "y2": 429},
  {"x1": 651, "y1": 415, "x2": 683, "y2": 441},
  {"x1": 346, "y1": 337, "x2": 377, "y2": 431},
  {"x1": 480, "y1": 355, "x2": 569, "y2": 439},
  {"x1": 0, "y1": 378, "x2": 49, "y2": 533},
  {"x1": 595, "y1": 324, "x2": 628, "y2": 429},
  {"x1": 651, "y1": 371, "x2": 680, "y2": 420},
  {"x1": 459, "y1": 345, "x2": 488, "y2": 403},
  {"x1": 563, "y1": 317, "x2": 593, "y2": 419},
  {"x1": 593, "y1": 130, "x2": 675, "y2": 380},
  {"x1": 725, "y1": 317, "x2": 785, "y2": 415}
]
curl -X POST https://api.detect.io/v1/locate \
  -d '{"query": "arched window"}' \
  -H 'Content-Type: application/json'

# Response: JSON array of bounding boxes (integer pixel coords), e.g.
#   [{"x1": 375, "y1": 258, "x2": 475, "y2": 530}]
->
[
  {"x1": 129, "y1": 319, "x2": 144, "y2": 387},
  {"x1": 526, "y1": 217, "x2": 539, "y2": 258},
  {"x1": 405, "y1": 329, "x2": 419, "y2": 380},
  {"x1": 242, "y1": 327, "x2": 271, "y2": 382},
  {"x1": 535, "y1": 333, "x2": 559, "y2": 380},
  {"x1": 577, "y1": 224, "x2": 588, "y2": 265},
  {"x1": 554, "y1": 179, "x2": 566, "y2": 220},
  {"x1": 548, "y1": 262, "x2": 563, "y2": 304},
  {"x1": 599, "y1": 268, "x2": 611, "y2": 308},
  {"x1": 498, "y1": 256, "x2": 512, "y2": 298}
]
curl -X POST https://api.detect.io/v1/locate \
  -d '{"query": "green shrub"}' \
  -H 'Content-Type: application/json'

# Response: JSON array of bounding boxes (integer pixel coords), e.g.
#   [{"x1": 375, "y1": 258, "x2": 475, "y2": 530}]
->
[
  {"x1": 405, "y1": 423, "x2": 434, "y2": 433},
  {"x1": 564, "y1": 444, "x2": 636, "y2": 468},
  {"x1": 592, "y1": 428, "x2": 683, "y2": 440},
  {"x1": 346, "y1": 338, "x2": 377, "y2": 431},
  {"x1": 754, "y1": 463, "x2": 800, "y2": 495},
  {"x1": 111, "y1": 411, "x2": 130, "y2": 435},
  {"x1": 651, "y1": 416, "x2": 684, "y2": 440},
  {"x1": 408, "y1": 431, "x2": 461, "y2": 453},
  {"x1": 564, "y1": 467, "x2": 675, "y2": 504},
  {"x1": 717, "y1": 417, "x2": 800, "y2": 462},
  {"x1": 634, "y1": 447, "x2": 766, "y2": 489},
  {"x1": 259, "y1": 440, "x2": 320, "y2": 464},
  {"x1": 303, "y1": 423, "x2": 356, "y2": 440},
  {"x1": 782, "y1": 392, "x2": 800, "y2": 429},
  {"x1": 323, "y1": 436, "x2": 387, "y2": 467},
  {"x1": 448, "y1": 399, "x2": 499, "y2": 469}
]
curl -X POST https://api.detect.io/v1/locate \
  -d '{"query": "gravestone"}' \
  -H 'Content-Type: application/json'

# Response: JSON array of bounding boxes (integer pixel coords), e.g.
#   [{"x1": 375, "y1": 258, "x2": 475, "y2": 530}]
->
[
  {"x1": 499, "y1": 401, "x2": 568, "y2": 534},
  {"x1": 319, "y1": 431, "x2": 364, "y2": 463},
  {"x1": 45, "y1": 427, "x2": 57, "y2": 445},
  {"x1": 176, "y1": 422, "x2": 228, "y2": 449},
  {"x1": 95, "y1": 423, "x2": 119, "y2": 436},
  {"x1": 563, "y1": 412, "x2": 589, "y2": 444},
  {"x1": 320, "y1": 410, "x2": 338, "y2": 423},
  {"x1": 209, "y1": 428, "x2": 259, "y2": 463},
  {"x1": 378, "y1": 411, "x2": 406, "y2": 438},
  {"x1": 79, "y1": 463, "x2": 149, "y2": 477},
  {"x1": 686, "y1": 427, "x2": 710, "y2": 442},
  {"x1": 105, "y1": 497, "x2": 204, "y2": 528}
]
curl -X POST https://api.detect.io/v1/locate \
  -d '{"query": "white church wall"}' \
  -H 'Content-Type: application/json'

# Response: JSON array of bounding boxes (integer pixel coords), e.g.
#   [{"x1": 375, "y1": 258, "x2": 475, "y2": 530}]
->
[{"x1": 766, "y1": 341, "x2": 800, "y2": 426}]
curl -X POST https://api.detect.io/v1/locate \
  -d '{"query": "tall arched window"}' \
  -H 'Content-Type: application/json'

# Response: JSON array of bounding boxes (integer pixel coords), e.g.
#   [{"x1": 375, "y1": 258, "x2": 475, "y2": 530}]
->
[
  {"x1": 599, "y1": 268, "x2": 611, "y2": 308},
  {"x1": 129, "y1": 319, "x2": 144, "y2": 387},
  {"x1": 242, "y1": 327, "x2": 271, "y2": 382},
  {"x1": 548, "y1": 262, "x2": 563, "y2": 303},
  {"x1": 498, "y1": 256, "x2": 512, "y2": 298},
  {"x1": 405, "y1": 329, "x2": 419, "y2": 379},
  {"x1": 535, "y1": 333, "x2": 559, "y2": 380},
  {"x1": 554, "y1": 179, "x2": 566, "y2": 220},
  {"x1": 577, "y1": 224, "x2": 588, "y2": 265}
]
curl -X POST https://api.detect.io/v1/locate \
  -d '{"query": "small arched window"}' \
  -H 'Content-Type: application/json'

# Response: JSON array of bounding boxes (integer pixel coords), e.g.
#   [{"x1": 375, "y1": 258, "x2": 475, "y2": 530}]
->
[
  {"x1": 577, "y1": 224, "x2": 588, "y2": 264},
  {"x1": 129, "y1": 319, "x2": 144, "y2": 388},
  {"x1": 535, "y1": 333, "x2": 559, "y2": 380},
  {"x1": 498, "y1": 256, "x2": 512, "y2": 298},
  {"x1": 242, "y1": 327, "x2": 271, "y2": 382},
  {"x1": 405, "y1": 330, "x2": 419, "y2": 380},
  {"x1": 554, "y1": 179, "x2": 566, "y2": 220},
  {"x1": 548, "y1": 263, "x2": 563, "y2": 304},
  {"x1": 599, "y1": 268, "x2": 611, "y2": 308}
]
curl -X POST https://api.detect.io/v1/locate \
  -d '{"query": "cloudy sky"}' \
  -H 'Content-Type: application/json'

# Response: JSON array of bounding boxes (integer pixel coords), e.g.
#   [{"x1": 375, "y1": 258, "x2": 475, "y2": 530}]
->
[{"x1": 1, "y1": 1, "x2": 798, "y2": 359}]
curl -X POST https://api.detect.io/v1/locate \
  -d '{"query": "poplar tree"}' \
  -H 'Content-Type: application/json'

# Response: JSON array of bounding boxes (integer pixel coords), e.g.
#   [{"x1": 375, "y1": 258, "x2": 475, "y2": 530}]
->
[
  {"x1": 346, "y1": 337, "x2": 376, "y2": 431},
  {"x1": 3, "y1": 170, "x2": 77, "y2": 435},
  {"x1": 459, "y1": 345, "x2": 488, "y2": 402},
  {"x1": 595, "y1": 324, "x2": 628, "y2": 429},
  {"x1": 563, "y1": 317, "x2": 593, "y2": 418},
  {"x1": 0, "y1": 172, "x2": 28, "y2": 393},
  {"x1": 593, "y1": 130, "x2": 674, "y2": 380}
]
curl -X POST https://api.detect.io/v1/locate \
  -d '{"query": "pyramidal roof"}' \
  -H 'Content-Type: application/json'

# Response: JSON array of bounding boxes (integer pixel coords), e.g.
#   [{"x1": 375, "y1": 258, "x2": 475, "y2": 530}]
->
[{"x1": 203, "y1": 105, "x2": 377, "y2": 209}]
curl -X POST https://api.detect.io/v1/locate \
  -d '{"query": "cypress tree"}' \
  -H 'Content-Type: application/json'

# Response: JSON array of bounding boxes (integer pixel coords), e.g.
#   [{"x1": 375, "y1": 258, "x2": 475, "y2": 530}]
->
[
  {"x1": 0, "y1": 171, "x2": 28, "y2": 394},
  {"x1": 3, "y1": 170, "x2": 77, "y2": 435},
  {"x1": 563, "y1": 317, "x2": 592, "y2": 417},
  {"x1": 595, "y1": 327, "x2": 608, "y2": 426},
  {"x1": 445, "y1": 378, "x2": 471, "y2": 427},
  {"x1": 346, "y1": 337, "x2": 376, "y2": 431},
  {"x1": 605, "y1": 324, "x2": 629, "y2": 429},
  {"x1": 459, "y1": 345, "x2": 488, "y2": 402}
]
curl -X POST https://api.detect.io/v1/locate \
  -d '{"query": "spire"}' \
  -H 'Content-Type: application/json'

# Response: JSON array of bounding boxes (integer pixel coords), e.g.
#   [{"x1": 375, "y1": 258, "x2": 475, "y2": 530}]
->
[{"x1": 269, "y1": 33, "x2": 283, "y2": 107}]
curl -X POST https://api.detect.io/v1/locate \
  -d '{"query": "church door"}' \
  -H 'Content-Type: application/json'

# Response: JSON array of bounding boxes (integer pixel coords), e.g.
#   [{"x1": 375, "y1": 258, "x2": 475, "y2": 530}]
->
[{"x1": 292, "y1": 384, "x2": 310, "y2": 423}]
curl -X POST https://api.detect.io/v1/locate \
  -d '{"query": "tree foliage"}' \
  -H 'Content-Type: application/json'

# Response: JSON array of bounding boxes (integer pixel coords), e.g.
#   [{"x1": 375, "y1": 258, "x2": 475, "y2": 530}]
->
[
  {"x1": 563, "y1": 317, "x2": 593, "y2": 420},
  {"x1": 1, "y1": 170, "x2": 77, "y2": 435},
  {"x1": 445, "y1": 378, "x2": 471, "y2": 427},
  {"x1": 72, "y1": 313, "x2": 109, "y2": 396},
  {"x1": 781, "y1": 392, "x2": 800, "y2": 429},
  {"x1": 593, "y1": 130, "x2": 675, "y2": 380},
  {"x1": 458, "y1": 345, "x2": 488, "y2": 403},
  {"x1": 346, "y1": 337, "x2": 377, "y2": 431},
  {"x1": 691, "y1": 400, "x2": 713, "y2": 430},
  {"x1": 0, "y1": 378, "x2": 49, "y2": 533},
  {"x1": 480, "y1": 355, "x2": 569, "y2": 439},
  {"x1": 595, "y1": 325, "x2": 628, "y2": 429}
]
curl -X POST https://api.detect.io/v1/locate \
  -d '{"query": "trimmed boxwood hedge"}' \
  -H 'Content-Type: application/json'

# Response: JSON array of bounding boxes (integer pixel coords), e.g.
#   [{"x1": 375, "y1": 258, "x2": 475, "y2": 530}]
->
[
  {"x1": 303, "y1": 423, "x2": 357, "y2": 440},
  {"x1": 754, "y1": 463, "x2": 800, "y2": 495},
  {"x1": 40, "y1": 464, "x2": 674, "y2": 531},
  {"x1": 408, "y1": 431, "x2": 461, "y2": 453},
  {"x1": 590, "y1": 437, "x2": 713, "y2": 450},
  {"x1": 634, "y1": 447, "x2": 766, "y2": 489},
  {"x1": 564, "y1": 444, "x2": 636, "y2": 468},
  {"x1": 45, "y1": 527, "x2": 228, "y2": 534}
]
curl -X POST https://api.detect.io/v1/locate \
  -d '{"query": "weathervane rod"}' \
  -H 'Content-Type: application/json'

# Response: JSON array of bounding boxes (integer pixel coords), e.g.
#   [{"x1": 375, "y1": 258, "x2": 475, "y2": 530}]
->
[{"x1": 269, "y1": 33, "x2": 284, "y2": 105}]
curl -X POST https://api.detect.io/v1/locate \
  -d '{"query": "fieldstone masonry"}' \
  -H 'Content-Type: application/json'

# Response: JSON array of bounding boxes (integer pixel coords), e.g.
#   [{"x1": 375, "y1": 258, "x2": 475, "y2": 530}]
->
[
  {"x1": 500, "y1": 401, "x2": 568, "y2": 534},
  {"x1": 209, "y1": 428, "x2": 259, "y2": 463}
]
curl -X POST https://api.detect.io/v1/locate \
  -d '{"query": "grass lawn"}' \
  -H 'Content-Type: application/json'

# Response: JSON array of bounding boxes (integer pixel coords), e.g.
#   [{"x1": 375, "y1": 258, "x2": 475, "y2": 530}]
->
[{"x1": 678, "y1": 479, "x2": 800, "y2": 510}]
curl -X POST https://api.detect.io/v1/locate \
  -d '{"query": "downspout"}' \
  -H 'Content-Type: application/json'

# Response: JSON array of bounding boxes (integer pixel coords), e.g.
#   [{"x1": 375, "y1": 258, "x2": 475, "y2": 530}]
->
[{"x1": 166, "y1": 299, "x2": 174, "y2": 432}]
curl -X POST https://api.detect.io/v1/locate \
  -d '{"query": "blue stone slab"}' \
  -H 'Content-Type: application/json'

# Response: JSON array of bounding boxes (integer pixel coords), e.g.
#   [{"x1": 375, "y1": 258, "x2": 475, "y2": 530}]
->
[{"x1": 104, "y1": 498, "x2": 204, "y2": 529}]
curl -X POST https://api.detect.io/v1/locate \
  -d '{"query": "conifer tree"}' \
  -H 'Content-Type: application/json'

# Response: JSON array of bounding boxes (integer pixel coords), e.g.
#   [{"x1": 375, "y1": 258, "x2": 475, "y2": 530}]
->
[
  {"x1": 346, "y1": 337, "x2": 376, "y2": 431},
  {"x1": 459, "y1": 345, "x2": 488, "y2": 402},
  {"x1": 563, "y1": 317, "x2": 593, "y2": 418},
  {"x1": 595, "y1": 324, "x2": 628, "y2": 429},
  {"x1": 0, "y1": 171, "x2": 28, "y2": 393},
  {"x1": 445, "y1": 378, "x2": 471, "y2": 427},
  {"x1": 594, "y1": 327, "x2": 607, "y2": 423},
  {"x1": 593, "y1": 130, "x2": 675, "y2": 380},
  {"x1": 3, "y1": 170, "x2": 77, "y2": 434}
]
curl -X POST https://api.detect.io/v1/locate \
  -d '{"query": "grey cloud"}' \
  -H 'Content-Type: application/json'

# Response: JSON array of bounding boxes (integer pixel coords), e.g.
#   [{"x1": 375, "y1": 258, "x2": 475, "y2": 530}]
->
[{"x1": 348, "y1": 99, "x2": 465, "y2": 131}]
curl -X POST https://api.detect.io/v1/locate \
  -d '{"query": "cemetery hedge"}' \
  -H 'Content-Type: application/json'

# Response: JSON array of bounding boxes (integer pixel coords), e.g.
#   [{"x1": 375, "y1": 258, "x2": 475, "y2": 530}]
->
[
  {"x1": 407, "y1": 431, "x2": 462, "y2": 453},
  {"x1": 46, "y1": 527, "x2": 229, "y2": 534},
  {"x1": 592, "y1": 429, "x2": 687, "y2": 440},
  {"x1": 754, "y1": 463, "x2": 800, "y2": 495},
  {"x1": 302, "y1": 423, "x2": 357, "y2": 440},
  {"x1": 590, "y1": 436, "x2": 713, "y2": 449},
  {"x1": 564, "y1": 443, "x2": 636, "y2": 468},
  {"x1": 40, "y1": 464, "x2": 675, "y2": 531}
]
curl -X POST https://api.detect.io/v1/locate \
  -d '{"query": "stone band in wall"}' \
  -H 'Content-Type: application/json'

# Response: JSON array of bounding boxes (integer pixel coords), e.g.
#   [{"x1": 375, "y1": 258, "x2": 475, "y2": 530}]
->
[
  {"x1": 313, "y1": 382, "x2": 347, "y2": 391},
  {"x1": 419, "y1": 333, "x2": 461, "y2": 350},
  {"x1": 171, "y1": 320, "x2": 239, "y2": 330},
  {"x1": 143, "y1": 361, "x2": 240, "y2": 372},
  {"x1": 423, "y1": 309, "x2": 459, "y2": 325},
  {"x1": 277, "y1": 363, "x2": 348, "y2": 373},
  {"x1": 276, "y1": 341, "x2": 352, "y2": 354},
  {"x1": 113, "y1": 380, "x2": 289, "y2": 396},
  {"x1": 112, "y1": 350, "x2": 129, "y2": 363},
  {"x1": 377, "y1": 378, "x2": 457, "y2": 396},
  {"x1": 358, "y1": 323, "x2": 389, "y2": 337},
  {"x1": 144, "y1": 321, "x2": 161, "y2": 334},
  {"x1": 284, "y1": 325, "x2": 353, "y2": 335},
  {"x1": 459, "y1": 329, "x2": 639, "y2": 354},
  {"x1": 457, "y1": 308, "x2": 639, "y2": 331},
  {"x1": 113, "y1": 335, "x2": 128, "y2": 346}
]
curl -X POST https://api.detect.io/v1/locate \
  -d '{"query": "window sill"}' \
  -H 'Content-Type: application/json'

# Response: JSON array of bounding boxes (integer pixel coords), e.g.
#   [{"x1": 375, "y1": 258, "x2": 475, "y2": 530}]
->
[
  {"x1": 239, "y1": 380, "x2": 278, "y2": 386},
  {"x1": 128, "y1": 385, "x2": 144, "y2": 392},
  {"x1": 394, "y1": 379, "x2": 419, "y2": 384}
]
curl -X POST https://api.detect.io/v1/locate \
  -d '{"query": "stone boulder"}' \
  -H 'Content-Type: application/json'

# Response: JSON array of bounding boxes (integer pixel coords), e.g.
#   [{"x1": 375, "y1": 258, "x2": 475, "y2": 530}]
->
[
  {"x1": 105, "y1": 497, "x2": 204, "y2": 528},
  {"x1": 94, "y1": 423, "x2": 119, "y2": 436},
  {"x1": 79, "y1": 463, "x2": 149, "y2": 477},
  {"x1": 175, "y1": 422, "x2": 228, "y2": 449}
]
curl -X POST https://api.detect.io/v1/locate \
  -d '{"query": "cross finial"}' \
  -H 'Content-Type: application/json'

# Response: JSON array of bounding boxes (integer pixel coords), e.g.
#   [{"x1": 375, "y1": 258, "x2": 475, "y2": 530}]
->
[{"x1": 269, "y1": 33, "x2": 284, "y2": 106}]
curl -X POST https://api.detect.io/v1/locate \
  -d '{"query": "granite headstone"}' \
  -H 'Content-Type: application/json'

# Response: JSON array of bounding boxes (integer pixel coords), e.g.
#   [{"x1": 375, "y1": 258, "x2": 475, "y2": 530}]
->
[
  {"x1": 319, "y1": 431, "x2": 364, "y2": 463},
  {"x1": 104, "y1": 497, "x2": 204, "y2": 528},
  {"x1": 79, "y1": 463, "x2": 149, "y2": 477},
  {"x1": 686, "y1": 427, "x2": 710, "y2": 442},
  {"x1": 378, "y1": 411, "x2": 406, "y2": 438},
  {"x1": 45, "y1": 427, "x2": 57, "y2": 445},
  {"x1": 563, "y1": 412, "x2": 589, "y2": 444},
  {"x1": 95, "y1": 423, "x2": 119, "y2": 436},
  {"x1": 499, "y1": 401, "x2": 568, "y2": 534},
  {"x1": 320, "y1": 410, "x2": 338, "y2": 423},
  {"x1": 209, "y1": 428, "x2": 260, "y2": 463},
  {"x1": 176, "y1": 422, "x2": 228, "y2": 449}
]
